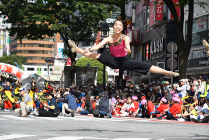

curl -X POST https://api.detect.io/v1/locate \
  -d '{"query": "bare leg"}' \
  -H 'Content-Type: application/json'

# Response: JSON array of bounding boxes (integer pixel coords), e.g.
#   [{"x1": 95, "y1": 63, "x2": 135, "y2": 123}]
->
[
  {"x1": 149, "y1": 65, "x2": 179, "y2": 78},
  {"x1": 149, "y1": 66, "x2": 169, "y2": 75}
]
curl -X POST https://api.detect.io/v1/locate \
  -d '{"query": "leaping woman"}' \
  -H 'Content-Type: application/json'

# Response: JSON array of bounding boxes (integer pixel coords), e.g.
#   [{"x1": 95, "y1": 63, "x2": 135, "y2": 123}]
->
[{"x1": 68, "y1": 20, "x2": 179, "y2": 78}]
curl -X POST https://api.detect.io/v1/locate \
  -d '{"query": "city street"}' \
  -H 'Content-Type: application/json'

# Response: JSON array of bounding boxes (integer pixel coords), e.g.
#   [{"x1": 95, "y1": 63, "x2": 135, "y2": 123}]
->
[{"x1": 0, "y1": 110, "x2": 209, "y2": 140}]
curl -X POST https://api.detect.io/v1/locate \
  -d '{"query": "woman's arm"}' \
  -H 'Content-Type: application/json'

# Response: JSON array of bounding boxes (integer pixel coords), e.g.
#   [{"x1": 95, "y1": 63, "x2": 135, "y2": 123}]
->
[
  {"x1": 124, "y1": 36, "x2": 131, "y2": 53},
  {"x1": 86, "y1": 37, "x2": 109, "y2": 52}
]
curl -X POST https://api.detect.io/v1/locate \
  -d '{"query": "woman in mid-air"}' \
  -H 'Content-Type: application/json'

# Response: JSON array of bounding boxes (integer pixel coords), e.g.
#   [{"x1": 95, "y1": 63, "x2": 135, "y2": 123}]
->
[{"x1": 68, "y1": 19, "x2": 179, "y2": 78}]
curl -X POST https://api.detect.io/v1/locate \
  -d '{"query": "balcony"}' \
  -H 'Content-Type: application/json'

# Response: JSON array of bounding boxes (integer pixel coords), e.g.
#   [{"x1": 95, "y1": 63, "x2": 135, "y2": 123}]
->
[{"x1": 127, "y1": 30, "x2": 141, "y2": 45}]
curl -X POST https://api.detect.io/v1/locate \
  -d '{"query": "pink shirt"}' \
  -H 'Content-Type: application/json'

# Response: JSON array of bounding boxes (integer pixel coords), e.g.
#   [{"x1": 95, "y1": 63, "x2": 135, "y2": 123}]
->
[{"x1": 108, "y1": 40, "x2": 127, "y2": 57}]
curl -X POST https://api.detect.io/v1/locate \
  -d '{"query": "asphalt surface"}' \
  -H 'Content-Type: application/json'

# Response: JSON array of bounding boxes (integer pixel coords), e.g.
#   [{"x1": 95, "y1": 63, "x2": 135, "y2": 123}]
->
[{"x1": 0, "y1": 109, "x2": 209, "y2": 140}]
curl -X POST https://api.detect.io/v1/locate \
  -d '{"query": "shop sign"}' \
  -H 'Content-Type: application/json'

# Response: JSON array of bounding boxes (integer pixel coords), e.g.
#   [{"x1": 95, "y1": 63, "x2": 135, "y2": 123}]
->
[
  {"x1": 150, "y1": 38, "x2": 164, "y2": 54},
  {"x1": 188, "y1": 49, "x2": 209, "y2": 67},
  {"x1": 155, "y1": 0, "x2": 163, "y2": 21},
  {"x1": 149, "y1": 0, "x2": 157, "y2": 26}
]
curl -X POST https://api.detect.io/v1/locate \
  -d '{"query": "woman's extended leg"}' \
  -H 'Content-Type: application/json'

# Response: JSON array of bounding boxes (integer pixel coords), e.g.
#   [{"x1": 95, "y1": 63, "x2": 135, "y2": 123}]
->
[
  {"x1": 68, "y1": 40, "x2": 100, "y2": 59},
  {"x1": 149, "y1": 66, "x2": 179, "y2": 78}
]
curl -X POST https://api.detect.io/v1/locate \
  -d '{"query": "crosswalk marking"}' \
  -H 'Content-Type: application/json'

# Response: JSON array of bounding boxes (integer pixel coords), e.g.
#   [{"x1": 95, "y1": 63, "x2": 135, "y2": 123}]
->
[
  {"x1": 0, "y1": 134, "x2": 35, "y2": 140},
  {"x1": 0, "y1": 115, "x2": 34, "y2": 121}
]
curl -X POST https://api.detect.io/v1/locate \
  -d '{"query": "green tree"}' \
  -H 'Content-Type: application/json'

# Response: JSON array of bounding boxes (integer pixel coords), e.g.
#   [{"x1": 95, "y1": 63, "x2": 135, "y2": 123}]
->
[
  {"x1": 0, "y1": 54, "x2": 27, "y2": 82},
  {"x1": 75, "y1": 57, "x2": 107, "y2": 84},
  {"x1": 0, "y1": 0, "x2": 117, "y2": 86}
]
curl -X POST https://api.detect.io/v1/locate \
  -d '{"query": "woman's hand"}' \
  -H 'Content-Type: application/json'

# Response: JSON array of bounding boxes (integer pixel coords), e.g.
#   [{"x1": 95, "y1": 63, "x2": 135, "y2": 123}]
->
[
  {"x1": 124, "y1": 48, "x2": 131, "y2": 54},
  {"x1": 84, "y1": 47, "x2": 92, "y2": 53}
]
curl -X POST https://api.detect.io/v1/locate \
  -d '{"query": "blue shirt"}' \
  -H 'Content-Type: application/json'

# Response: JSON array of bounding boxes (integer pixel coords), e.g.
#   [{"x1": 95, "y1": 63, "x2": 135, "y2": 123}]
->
[
  {"x1": 65, "y1": 94, "x2": 77, "y2": 110},
  {"x1": 48, "y1": 97, "x2": 58, "y2": 113},
  {"x1": 155, "y1": 92, "x2": 161, "y2": 102},
  {"x1": 78, "y1": 93, "x2": 84, "y2": 99}
]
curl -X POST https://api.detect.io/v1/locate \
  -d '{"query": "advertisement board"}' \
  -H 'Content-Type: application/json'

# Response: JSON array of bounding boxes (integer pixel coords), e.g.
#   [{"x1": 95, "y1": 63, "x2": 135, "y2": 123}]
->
[
  {"x1": 154, "y1": 0, "x2": 163, "y2": 21},
  {"x1": 149, "y1": 0, "x2": 157, "y2": 26},
  {"x1": 56, "y1": 43, "x2": 64, "y2": 58}
]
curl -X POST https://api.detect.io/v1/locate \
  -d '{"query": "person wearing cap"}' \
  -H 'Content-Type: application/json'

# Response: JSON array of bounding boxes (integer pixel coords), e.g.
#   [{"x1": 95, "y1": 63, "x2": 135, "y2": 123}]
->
[
  {"x1": 163, "y1": 89, "x2": 171, "y2": 104},
  {"x1": 141, "y1": 99, "x2": 155, "y2": 118},
  {"x1": 164, "y1": 97, "x2": 181, "y2": 120},
  {"x1": 61, "y1": 92, "x2": 77, "y2": 117},
  {"x1": 2, "y1": 81, "x2": 15, "y2": 111},
  {"x1": 177, "y1": 79, "x2": 187, "y2": 98},
  {"x1": 156, "y1": 98, "x2": 169, "y2": 119},
  {"x1": 198, "y1": 75, "x2": 209, "y2": 103},
  {"x1": 15, "y1": 87, "x2": 33, "y2": 117},
  {"x1": 120, "y1": 88, "x2": 128, "y2": 99},
  {"x1": 96, "y1": 92, "x2": 112, "y2": 118},
  {"x1": 120, "y1": 96, "x2": 136, "y2": 117},
  {"x1": 37, "y1": 92, "x2": 60, "y2": 117}
]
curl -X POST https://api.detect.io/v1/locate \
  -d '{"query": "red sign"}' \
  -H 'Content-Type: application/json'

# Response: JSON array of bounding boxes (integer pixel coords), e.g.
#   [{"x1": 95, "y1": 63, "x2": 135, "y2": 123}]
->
[
  {"x1": 155, "y1": 0, "x2": 163, "y2": 21},
  {"x1": 146, "y1": 44, "x2": 149, "y2": 60},
  {"x1": 169, "y1": 0, "x2": 180, "y2": 20},
  {"x1": 142, "y1": 0, "x2": 150, "y2": 6},
  {"x1": 125, "y1": 76, "x2": 129, "y2": 80},
  {"x1": 149, "y1": 0, "x2": 157, "y2": 26},
  {"x1": 66, "y1": 59, "x2": 71, "y2": 66}
]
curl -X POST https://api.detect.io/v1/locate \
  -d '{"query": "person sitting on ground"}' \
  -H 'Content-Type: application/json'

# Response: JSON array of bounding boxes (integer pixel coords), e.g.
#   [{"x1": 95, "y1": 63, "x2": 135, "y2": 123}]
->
[
  {"x1": 37, "y1": 92, "x2": 60, "y2": 117},
  {"x1": 97, "y1": 92, "x2": 112, "y2": 118},
  {"x1": 80, "y1": 95, "x2": 93, "y2": 115},
  {"x1": 132, "y1": 96, "x2": 139, "y2": 116},
  {"x1": 181, "y1": 104, "x2": 197, "y2": 121},
  {"x1": 141, "y1": 99, "x2": 155, "y2": 118},
  {"x1": 150, "y1": 91, "x2": 156, "y2": 103},
  {"x1": 76, "y1": 98, "x2": 81, "y2": 107},
  {"x1": 155, "y1": 97, "x2": 169, "y2": 119},
  {"x1": 120, "y1": 96, "x2": 136, "y2": 117},
  {"x1": 61, "y1": 91, "x2": 77, "y2": 117},
  {"x1": 15, "y1": 88, "x2": 33, "y2": 117},
  {"x1": 76, "y1": 97, "x2": 86, "y2": 113},
  {"x1": 164, "y1": 97, "x2": 181, "y2": 120}
]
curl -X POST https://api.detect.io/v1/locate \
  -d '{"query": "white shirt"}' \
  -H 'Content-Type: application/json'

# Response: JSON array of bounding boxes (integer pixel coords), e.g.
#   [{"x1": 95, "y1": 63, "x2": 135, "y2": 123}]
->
[
  {"x1": 177, "y1": 85, "x2": 187, "y2": 98},
  {"x1": 198, "y1": 81, "x2": 207, "y2": 94},
  {"x1": 202, "y1": 103, "x2": 208, "y2": 110}
]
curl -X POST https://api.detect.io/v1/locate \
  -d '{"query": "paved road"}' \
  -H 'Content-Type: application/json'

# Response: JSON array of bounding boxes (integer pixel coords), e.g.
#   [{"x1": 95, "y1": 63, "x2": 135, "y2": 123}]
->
[{"x1": 0, "y1": 110, "x2": 209, "y2": 140}]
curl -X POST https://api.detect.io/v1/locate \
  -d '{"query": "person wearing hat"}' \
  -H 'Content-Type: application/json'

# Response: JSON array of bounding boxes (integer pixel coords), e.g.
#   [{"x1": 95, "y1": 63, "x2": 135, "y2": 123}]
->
[
  {"x1": 198, "y1": 75, "x2": 208, "y2": 103},
  {"x1": 97, "y1": 92, "x2": 112, "y2": 118},
  {"x1": 164, "y1": 97, "x2": 181, "y2": 120},
  {"x1": 15, "y1": 88, "x2": 33, "y2": 117},
  {"x1": 156, "y1": 97, "x2": 169, "y2": 119},
  {"x1": 37, "y1": 92, "x2": 60, "y2": 117},
  {"x1": 140, "y1": 99, "x2": 155, "y2": 118},
  {"x1": 61, "y1": 92, "x2": 77, "y2": 117},
  {"x1": 163, "y1": 89, "x2": 171, "y2": 104},
  {"x1": 177, "y1": 79, "x2": 187, "y2": 98}
]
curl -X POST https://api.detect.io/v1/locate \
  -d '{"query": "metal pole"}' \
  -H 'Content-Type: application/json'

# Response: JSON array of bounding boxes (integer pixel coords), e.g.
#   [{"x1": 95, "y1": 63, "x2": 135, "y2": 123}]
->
[
  {"x1": 171, "y1": 43, "x2": 174, "y2": 87},
  {"x1": 103, "y1": 64, "x2": 105, "y2": 90}
]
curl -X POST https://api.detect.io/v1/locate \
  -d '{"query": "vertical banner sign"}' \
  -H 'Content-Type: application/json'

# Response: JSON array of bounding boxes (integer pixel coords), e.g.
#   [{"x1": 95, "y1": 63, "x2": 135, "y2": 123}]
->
[
  {"x1": 149, "y1": 0, "x2": 157, "y2": 26},
  {"x1": 126, "y1": 20, "x2": 132, "y2": 35},
  {"x1": 169, "y1": 0, "x2": 180, "y2": 19},
  {"x1": 146, "y1": 44, "x2": 149, "y2": 60},
  {"x1": 56, "y1": 43, "x2": 64, "y2": 58},
  {"x1": 142, "y1": 0, "x2": 150, "y2": 6},
  {"x1": 155, "y1": 0, "x2": 163, "y2": 21}
]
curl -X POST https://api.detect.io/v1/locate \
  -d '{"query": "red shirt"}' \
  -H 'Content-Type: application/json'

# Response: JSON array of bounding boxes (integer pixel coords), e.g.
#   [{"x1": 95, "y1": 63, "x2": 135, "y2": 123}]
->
[
  {"x1": 132, "y1": 101, "x2": 139, "y2": 110},
  {"x1": 157, "y1": 104, "x2": 169, "y2": 114},
  {"x1": 147, "y1": 101, "x2": 155, "y2": 115},
  {"x1": 168, "y1": 103, "x2": 181, "y2": 115}
]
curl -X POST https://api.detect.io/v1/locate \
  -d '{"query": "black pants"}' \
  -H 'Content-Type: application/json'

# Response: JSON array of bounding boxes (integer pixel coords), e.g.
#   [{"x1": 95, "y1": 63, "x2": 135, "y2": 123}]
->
[
  {"x1": 97, "y1": 49, "x2": 152, "y2": 75},
  {"x1": 38, "y1": 104, "x2": 58, "y2": 117},
  {"x1": 202, "y1": 116, "x2": 209, "y2": 123},
  {"x1": 166, "y1": 114, "x2": 177, "y2": 120},
  {"x1": 142, "y1": 112, "x2": 150, "y2": 118}
]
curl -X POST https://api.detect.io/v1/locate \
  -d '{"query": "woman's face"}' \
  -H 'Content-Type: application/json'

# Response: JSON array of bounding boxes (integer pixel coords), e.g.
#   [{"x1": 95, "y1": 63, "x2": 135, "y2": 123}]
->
[{"x1": 113, "y1": 21, "x2": 123, "y2": 34}]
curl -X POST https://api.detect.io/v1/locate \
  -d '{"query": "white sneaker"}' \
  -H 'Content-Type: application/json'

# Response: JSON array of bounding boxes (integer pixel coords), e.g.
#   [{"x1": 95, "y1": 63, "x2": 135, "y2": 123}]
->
[{"x1": 4, "y1": 109, "x2": 8, "y2": 111}]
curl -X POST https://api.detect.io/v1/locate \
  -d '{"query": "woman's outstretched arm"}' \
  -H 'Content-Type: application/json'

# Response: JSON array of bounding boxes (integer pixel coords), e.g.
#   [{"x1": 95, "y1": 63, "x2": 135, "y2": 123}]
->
[
  {"x1": 85, "y1": 37, "x2": 109, "y2": 52},
  {"x1": 124, "y1": 36, "x2": 131, "y2": 53}
]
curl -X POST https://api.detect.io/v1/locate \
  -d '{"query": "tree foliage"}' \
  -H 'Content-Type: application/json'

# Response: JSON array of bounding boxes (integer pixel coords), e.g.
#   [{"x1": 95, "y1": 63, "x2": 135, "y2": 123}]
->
[{"x1": 75, "y1": 57, "x2": 106, "y2": 84}]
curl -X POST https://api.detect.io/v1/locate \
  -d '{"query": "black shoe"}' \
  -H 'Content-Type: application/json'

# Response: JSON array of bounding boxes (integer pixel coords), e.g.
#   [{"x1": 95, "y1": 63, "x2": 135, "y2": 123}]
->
[
  {"x1": 157, "y1": 116, "x2": 162, "y2": 120},
  {"x1": 191, "y1": 118, "x2": 198, "y2": 123},
  {"x1": 71, "y1": 112, "x2": 75, "y2": 117},
  {"x1": 198, "y1": 120, "x2": 203, "y2": 123}
]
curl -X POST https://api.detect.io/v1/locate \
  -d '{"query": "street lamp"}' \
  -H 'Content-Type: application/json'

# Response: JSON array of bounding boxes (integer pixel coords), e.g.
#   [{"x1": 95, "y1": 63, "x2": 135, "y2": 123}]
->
[{"x1": 100, "y1": 21, "x2": 110, "y2": 90}]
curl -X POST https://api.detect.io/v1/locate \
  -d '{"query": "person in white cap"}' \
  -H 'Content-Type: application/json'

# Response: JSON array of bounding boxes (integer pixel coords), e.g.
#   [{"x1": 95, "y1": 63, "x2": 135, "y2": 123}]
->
[
  {"x1": 61, "y1": 92, "x2": 76, "y2": 117},
  {"x1": 177, "y1": 79, "x2": 187, "y2": 98},
  {"x1": 15, "y1": 87, "x2": 33, "y2": 117}
]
